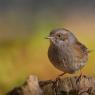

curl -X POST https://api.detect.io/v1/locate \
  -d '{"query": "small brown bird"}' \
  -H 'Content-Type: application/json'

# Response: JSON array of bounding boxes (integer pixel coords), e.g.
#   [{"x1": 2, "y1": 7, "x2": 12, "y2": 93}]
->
[{"x1": 47, "y1": 28, "x2": 88, "y2": 76}]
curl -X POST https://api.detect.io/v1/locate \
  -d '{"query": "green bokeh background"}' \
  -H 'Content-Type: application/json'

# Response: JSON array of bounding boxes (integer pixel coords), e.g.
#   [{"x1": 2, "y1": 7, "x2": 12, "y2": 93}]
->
[{"x1": 0, "y1": 0, "x2": 95, "y2": 94}]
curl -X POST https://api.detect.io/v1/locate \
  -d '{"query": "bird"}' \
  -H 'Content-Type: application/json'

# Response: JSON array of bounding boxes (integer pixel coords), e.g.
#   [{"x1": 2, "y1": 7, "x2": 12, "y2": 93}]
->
[{"x1": 47, "y1": 28, "x2": 89, "y2": 77}]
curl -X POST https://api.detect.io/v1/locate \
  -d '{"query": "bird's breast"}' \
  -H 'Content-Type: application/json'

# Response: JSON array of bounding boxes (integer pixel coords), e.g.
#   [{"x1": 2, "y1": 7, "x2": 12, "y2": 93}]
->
[
  {"x1": 48, "y1": 44, "x2": 74, "y2": 73},
  {"x1": 48, "y1": 44, "x2": 88, "y2": 73}
]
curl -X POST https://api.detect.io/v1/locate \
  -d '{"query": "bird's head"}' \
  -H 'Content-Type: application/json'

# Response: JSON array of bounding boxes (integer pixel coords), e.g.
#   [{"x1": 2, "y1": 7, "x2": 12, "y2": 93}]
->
[{"x1": 46, "y1": 28, "x2": 77, "y2": 46}]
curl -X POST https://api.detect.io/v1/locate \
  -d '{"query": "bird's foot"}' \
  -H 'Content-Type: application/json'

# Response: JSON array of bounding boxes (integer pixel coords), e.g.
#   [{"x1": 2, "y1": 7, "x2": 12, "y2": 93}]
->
[
  {"x1": 51, "y1": 76, "x2": 61, "y2": 95},
  {"x1": 76, "y1": 73, "x2": 86, "y2": 84},
  {"x1": 52, "y1": 72, "x2": 66, "y2": 87},
  {"x1": 52, "y1": 76, "x2": 61, "y2": 87},
  {"x1": 51, "y1": 73, "x2": 66, "y2": 94}
]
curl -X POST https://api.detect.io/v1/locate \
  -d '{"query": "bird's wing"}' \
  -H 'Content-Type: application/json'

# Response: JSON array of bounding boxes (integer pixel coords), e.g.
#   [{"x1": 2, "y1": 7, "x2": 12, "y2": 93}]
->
[
  {"x1": 76, "y1": 42, "x2": 93, "y2": 54},
  {"x1": 73, "y1": 42, "x2": 88, "y2": 59}
]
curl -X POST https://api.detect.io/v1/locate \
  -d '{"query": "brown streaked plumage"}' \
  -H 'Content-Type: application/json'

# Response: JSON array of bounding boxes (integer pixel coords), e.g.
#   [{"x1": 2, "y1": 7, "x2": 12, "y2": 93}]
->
[{"x1": 47, "y1": 28, "x2": 88, "y2": 74}]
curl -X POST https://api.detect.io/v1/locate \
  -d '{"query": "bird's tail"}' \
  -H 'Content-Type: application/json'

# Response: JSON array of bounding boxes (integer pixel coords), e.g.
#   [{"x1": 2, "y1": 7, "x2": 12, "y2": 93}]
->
[{"x1": 88, "y1": 49, "x2": 94, "y2": 53}]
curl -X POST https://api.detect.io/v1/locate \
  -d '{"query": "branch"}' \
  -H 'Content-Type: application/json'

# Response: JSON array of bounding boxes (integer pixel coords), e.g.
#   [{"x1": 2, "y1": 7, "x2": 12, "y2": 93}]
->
[{"x1": 7, "y1": 75, "x2": 95, "y2": 95}]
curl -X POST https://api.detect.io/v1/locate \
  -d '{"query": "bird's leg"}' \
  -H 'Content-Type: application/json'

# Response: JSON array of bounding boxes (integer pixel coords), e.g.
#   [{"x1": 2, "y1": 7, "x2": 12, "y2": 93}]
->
[{"x1": 58, "y1": 72, "x2": 66, "y2": 77}]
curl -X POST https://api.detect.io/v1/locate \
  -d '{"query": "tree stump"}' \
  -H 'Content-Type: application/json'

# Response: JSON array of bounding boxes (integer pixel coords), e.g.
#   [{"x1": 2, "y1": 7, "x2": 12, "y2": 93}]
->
[{"x1": 7, "y1": 75, "x2": 95, "y2": 95}]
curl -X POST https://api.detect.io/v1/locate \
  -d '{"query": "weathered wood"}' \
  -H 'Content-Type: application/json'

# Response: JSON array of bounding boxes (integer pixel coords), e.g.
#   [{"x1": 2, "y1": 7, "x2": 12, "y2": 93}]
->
[{"x1": 7, "y1": 75, "x2": 95, "y2": 95}]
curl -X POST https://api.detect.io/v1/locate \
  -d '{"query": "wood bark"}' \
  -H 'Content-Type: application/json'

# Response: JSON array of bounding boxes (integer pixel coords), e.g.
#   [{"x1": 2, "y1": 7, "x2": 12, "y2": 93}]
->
[{"x1": 7, "y1": 75, "x2": 95, "y2": 95}]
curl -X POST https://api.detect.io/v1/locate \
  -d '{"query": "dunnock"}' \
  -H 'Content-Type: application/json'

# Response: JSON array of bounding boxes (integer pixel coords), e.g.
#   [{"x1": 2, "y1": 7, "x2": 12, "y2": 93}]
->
[{"x1": 47, "y1": 28, "x2": 88, "y2": 76}]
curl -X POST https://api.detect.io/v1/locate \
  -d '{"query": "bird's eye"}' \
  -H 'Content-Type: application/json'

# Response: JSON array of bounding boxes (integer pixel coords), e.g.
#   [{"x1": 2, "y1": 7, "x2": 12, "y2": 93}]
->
[
  {"x1": 57, "y1": 33, "x2": 68, "y2": 41},
  {"x1": 57, "y1": 34, "x2": 61, "y2": 38}
]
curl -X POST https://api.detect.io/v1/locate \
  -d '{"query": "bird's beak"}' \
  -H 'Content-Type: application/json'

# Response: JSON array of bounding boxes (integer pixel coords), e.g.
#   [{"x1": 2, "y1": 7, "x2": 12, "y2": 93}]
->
[{"x1": 45, "y1": 36, "x2": 54, "y2": 39}]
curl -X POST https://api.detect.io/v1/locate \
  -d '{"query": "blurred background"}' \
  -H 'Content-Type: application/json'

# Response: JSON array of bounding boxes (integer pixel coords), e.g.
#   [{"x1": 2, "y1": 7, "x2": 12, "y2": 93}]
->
[{"x1": 0, "y1": 0, "x2": 95, "y2": 94}]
